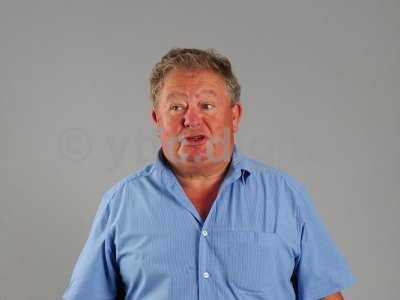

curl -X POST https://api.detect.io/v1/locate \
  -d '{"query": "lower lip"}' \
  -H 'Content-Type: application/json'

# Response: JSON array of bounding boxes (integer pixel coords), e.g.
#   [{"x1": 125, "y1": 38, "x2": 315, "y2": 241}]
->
[{"x1": 183, "y1": 136, "x2": 208, "y2": 146}]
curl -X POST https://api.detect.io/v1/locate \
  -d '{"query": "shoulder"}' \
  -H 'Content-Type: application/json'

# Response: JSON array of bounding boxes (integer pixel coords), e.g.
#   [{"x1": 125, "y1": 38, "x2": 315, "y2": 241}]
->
[
  {"x1": 243, "y1": 155, "x2": 307, "y2": 192},
  {"x1": 242, "y1": 155, "x2": 312, "y2": 218},
  {"x1": 99, "y1": 162, "x2": 158, "y2": 209}
]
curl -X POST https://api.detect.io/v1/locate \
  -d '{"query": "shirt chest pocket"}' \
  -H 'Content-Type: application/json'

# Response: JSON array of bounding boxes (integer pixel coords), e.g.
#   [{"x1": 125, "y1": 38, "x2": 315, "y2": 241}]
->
[{"x1": 210, "y1": 230, "x2": 282, "y2": 293}]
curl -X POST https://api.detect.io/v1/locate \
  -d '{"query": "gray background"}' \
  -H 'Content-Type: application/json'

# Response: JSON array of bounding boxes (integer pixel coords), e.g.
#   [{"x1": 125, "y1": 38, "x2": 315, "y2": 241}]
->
[{"x1": 1, "y1": 0, "x2": 399, "y2": 299}]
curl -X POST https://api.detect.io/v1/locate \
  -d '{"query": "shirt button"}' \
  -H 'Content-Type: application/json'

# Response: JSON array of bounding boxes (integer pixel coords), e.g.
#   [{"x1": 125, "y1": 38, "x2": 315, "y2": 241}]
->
[
  {"x1": 202, "y1": 272, "x2": 210, "y2": 279},
  {"x1": 202, "y1": 230, "x2": 208, "y2": 237}
]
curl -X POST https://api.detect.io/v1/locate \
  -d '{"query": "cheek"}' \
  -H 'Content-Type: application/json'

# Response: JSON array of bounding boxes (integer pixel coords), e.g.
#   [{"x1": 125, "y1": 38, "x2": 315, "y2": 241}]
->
[
  {"x1": 207, "y1": 114, "x2": 233, "y2": 131},
  {"x1": 159, "y1": 131, "x2": 178, "y2": 150},
  {"x1": 159, "y1": 118, "x2": 182, "y2": 137}
]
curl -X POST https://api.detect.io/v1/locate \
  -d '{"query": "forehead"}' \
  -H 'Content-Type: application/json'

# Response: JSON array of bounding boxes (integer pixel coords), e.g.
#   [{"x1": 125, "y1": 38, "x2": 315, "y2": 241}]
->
[{"x1": 161, "y1": 69, "x2": 228, "y2": 96}]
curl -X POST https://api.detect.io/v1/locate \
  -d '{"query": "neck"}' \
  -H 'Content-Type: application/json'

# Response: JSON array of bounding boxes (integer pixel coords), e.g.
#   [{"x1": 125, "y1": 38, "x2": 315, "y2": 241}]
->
[
  {"x1": 160, "y1": 145, "x2": 234, "y2": 190},
  {"x1": 173, "y1": 160, "x2": 231, "y2": 190}
]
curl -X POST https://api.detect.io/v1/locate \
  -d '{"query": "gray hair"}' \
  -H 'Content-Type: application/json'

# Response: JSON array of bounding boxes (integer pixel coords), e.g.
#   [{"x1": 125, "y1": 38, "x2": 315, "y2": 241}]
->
[{"x1": 150, "y1": 48, "x2": 241, "y2": 107}]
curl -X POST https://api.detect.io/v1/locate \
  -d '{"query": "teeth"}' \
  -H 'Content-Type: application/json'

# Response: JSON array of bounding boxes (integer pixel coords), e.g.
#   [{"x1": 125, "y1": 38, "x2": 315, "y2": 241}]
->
[{"x1": 188, "y1": 136, "x2": 203, "y2": 141}]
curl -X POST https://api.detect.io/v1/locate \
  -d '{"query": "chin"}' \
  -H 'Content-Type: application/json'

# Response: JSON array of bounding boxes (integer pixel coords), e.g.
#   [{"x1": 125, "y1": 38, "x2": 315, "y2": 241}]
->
[{"x1": 177, "y1": 150, "x2": 208, "y2": 163}]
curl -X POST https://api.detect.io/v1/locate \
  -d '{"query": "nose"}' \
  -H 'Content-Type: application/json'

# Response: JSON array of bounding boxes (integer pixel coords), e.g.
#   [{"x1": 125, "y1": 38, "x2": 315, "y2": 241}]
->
[{"x1": 183, "y1": 106, "x2": 202, "y2": 128}]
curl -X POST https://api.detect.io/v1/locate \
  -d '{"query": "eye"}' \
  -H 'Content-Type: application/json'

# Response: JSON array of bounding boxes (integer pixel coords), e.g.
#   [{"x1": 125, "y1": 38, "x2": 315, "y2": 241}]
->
[
  {"x1": 201, "y1": 103, "x2": 215, "y2": 111},
  {"x1": 169, "y1": 104, "x2": 185, "y2": 112}
]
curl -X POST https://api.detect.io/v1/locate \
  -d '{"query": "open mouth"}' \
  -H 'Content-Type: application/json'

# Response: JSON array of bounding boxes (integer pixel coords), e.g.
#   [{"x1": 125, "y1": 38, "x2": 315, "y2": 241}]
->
[{"x1": 183, "y1": 135, "x2": 207, "y2": 145}]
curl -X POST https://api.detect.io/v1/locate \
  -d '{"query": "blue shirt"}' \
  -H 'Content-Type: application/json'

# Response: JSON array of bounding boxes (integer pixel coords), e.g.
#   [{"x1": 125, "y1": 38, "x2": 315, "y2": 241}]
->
[{"x1": 63, "y1": 146, "x2": 355, "y2": 300}]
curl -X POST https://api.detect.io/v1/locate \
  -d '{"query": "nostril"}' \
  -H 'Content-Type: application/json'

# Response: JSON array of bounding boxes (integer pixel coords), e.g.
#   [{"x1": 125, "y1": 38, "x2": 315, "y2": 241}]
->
[
  {"x1": 183, "y1": 116, "x2": 201, "y2": 128},
  {"x1": 184, "y1": 121, "x2": 201, "y2": 128}
]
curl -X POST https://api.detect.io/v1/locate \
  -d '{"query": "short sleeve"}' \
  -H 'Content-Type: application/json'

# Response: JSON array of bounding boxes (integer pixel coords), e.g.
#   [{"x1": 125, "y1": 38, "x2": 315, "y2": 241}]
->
[
  {"x1": 291, "y1": 182, "x2": 356, "y2": 300},
  {"x1": 62, "y1": 190, "x2": 121, "y2": 300}
]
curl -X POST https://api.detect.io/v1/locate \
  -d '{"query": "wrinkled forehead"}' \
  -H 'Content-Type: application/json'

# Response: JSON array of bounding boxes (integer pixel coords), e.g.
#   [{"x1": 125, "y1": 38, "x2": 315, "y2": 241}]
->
[
  {"x1": 160, "y1": 68, "x2": 229, "y2": 97},
  {"x1": 165, "y1": 89, "x2": 219, "y2": 101}
]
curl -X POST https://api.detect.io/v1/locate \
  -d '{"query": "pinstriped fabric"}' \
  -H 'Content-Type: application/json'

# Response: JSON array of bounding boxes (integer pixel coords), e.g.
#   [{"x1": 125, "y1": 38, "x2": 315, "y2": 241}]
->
[{"x1": 63, "y1": 146, "x2": 355, "y2": 300}]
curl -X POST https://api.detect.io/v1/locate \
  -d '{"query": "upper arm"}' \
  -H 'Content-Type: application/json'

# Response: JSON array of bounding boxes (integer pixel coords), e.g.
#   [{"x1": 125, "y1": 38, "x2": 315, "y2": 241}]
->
[
  {"x1": 62, "y1": 191, "x2": 121, "y2": 300},
  {"x1": 287, "y1": 178, "x2": 355, "y2": 299}
]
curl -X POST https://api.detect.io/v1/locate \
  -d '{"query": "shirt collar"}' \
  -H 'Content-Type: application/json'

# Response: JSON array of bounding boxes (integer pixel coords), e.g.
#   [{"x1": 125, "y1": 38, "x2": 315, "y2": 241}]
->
[{"x1": 154, "y1": 144, "x2": 252, "y2": 184}]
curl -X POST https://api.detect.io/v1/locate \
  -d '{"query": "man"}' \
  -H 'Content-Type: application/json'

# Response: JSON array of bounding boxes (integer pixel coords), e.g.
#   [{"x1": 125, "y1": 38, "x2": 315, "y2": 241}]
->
[{"x1": 63, "y1": 48, "x2": 355, "y2": 299}]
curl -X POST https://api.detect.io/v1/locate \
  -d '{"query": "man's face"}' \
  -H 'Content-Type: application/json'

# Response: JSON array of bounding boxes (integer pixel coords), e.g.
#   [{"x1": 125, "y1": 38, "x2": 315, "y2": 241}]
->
[{"x1": 152, "y1": 68, "x2": 242, "y2": 174}]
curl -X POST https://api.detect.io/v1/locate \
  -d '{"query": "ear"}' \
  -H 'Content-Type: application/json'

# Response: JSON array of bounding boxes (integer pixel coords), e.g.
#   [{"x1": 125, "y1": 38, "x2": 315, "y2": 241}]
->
[
  {"x1": 231, "y1": 101, "x2": 243, "y2": 133},
  {"x1": 151, "y1": 109, "x2": 161, "y2": 135},
  {"x1": 151, "y1": 109, "x2": 159, "y2": 126}
]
